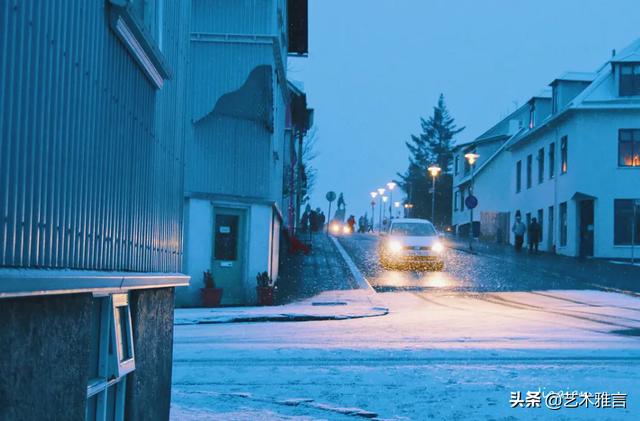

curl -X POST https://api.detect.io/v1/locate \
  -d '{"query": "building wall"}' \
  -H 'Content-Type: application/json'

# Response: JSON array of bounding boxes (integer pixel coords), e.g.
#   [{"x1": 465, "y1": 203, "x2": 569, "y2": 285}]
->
[
  {"x1": 0, "y1": 0, "x2": 186, "y2": 273},
  {"x1": 0, "y1": 294, "x2": 92, "y2": 420},
  {"x1": 125, "y1": 288, "x2": 176, "y2": 421},
  {"x1": 178, "y1": 198, "x2": 278, "y2": 306},
  {"x1": 510, "y1": 109, "x2": 640, "y2": 258}
]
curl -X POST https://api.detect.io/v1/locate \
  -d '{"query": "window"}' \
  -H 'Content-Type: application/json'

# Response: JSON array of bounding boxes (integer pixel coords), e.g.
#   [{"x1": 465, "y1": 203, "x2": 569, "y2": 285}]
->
[
  {"x1": 560, "y1": 202, "x2": 567, "y2": 246},
  {"x1": 516, "y1": 160, "x2": 522, "y2": 193},
  {"x1": 537, "y1": 147, "x2": 544, "y2": 184},
  {"x1": 460, "y1": 188, "x2": 465, "y2": 211},
  {"x1": 454, "y1": 156, "x2": 459, "y2": 175},
  {"x1": 614, "y1": 199, "x2": 640, "y2": 245},
  {"x1": 86, "y1": 294, "x2": 135, "y2": 421},
  {"x1": 537, "y1": 208, "x2": 544, "y2": 242},
  {"x1": 618, "y1": 129, "x2": 640, "y2": 167},
  {"x1": 548, "y1": 205, "x2": 554, "y2": 246},
  {"x1": 526, "y1": 154, "x2": 532, "y2": 188},
  {"x1": 552, "y1": 86, "x2": 559, "y2": 114},
  {"x1": 549, "y1": 142, "x2": 555, "y2": 179},
  {"x1": 529, "y1": 103, "x2": 535, "y2": 129},
  {"x1": 620, "y1": 64, "x2": 640, "y2": 96},
  {"x1": 560, "y1": 136, "x2": 568, "y2": 174},
  {"x1": 454, "y1": 191, "x2": 458, "y2": 211}
]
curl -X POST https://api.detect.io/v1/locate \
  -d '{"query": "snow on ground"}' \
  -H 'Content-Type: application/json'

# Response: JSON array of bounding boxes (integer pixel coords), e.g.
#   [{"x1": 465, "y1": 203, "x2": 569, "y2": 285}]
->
[
  {"x1": 171, "y1": 290, "x2": 640, "y2": 420},
  {"x1": 175, "y1": 290, "x2": 387, "y2": 325}
]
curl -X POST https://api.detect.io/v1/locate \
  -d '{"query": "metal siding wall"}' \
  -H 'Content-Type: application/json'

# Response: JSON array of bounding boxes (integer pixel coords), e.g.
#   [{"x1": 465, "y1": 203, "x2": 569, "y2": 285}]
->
[
  {"x1": 0, "y1": 1, "x2": 187, "y2": 273},
  {"x1": 192, "y1": 0, "x2": 274, "y2": 35}
]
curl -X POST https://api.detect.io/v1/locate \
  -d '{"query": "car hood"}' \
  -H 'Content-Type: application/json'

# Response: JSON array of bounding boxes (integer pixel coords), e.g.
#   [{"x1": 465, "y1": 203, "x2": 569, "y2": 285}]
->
[{"x1": 387, "y1": 235, "x2": 440, "y2": 247}]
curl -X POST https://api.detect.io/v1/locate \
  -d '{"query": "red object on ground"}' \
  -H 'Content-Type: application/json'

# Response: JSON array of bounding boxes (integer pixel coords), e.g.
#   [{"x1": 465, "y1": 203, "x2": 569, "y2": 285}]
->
[
  {"x1": 201, "y1": 288, "x2": 223, "y2": 307},
  {"x1": 256, "y1": 286, "x2": 275, "y2": 306},
  {"x1": 289, "y1": 234, "x2": 311, "y2": 255}
]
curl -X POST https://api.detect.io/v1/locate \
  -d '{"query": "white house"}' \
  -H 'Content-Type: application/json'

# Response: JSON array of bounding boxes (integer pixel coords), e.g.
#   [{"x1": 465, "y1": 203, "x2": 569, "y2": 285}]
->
[
  {"x1": 451, "y1": 93, "x2": 550, "y2": 241},
  {"x1": 452, "y1": 38, "x2": 640, "y2": 259},
  {"x1": 177, "y1": 0, "x2": 309, "y2": 306}
]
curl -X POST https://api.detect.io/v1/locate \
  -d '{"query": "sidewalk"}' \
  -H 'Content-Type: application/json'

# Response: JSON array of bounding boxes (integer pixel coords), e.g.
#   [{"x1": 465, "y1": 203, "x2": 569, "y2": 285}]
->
[
  {"x1": 446, "y1": 235, "x2": 640, "y2": 295},
  {"x1": 175, "y1": 232, "x2": 387, "y2": 324}
]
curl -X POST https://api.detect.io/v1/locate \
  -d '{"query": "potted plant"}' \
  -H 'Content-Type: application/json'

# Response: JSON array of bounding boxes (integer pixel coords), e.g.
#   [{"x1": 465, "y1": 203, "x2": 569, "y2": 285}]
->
[
  {"x1": 256, "y1": 271, "x2": 276, "y2": 306},
  {"x1": 201, "y1": 270, "x2": 223, "y2": 307}
]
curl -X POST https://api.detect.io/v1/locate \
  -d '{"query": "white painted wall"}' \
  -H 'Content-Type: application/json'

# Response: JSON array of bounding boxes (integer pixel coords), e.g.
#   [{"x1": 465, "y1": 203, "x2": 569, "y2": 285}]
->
[{"x1": 176, "y1": 198, "x2": 213, "y2": 306}]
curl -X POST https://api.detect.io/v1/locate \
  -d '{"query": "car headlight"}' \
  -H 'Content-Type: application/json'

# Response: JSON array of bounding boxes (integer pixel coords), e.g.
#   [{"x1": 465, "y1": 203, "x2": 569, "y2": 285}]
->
[
  {"x1": 432, "y1": 241, "x2": 444, "y2": 253},
  {"x1": 330, "y1": 223, "x2": 341, "y2": 234},
  {"x1": 342, "y1": 225, "x2": 351, "y2": 234},
  {"x1": 387, "y1": 240, "x2": 402, "y2": 253}
]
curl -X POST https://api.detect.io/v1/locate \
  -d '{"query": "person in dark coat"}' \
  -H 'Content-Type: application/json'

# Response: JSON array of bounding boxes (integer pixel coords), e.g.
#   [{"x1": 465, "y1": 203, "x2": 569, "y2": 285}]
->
[
  {"x1": 528, "y1": 217, "x2": 541, "y2": 253},
  {"x1": 319, "y1": 211, "x2": 326, "y2": 230},
  {"x1": 309, "y1": 209, "x2": 318, "y2": 232}
]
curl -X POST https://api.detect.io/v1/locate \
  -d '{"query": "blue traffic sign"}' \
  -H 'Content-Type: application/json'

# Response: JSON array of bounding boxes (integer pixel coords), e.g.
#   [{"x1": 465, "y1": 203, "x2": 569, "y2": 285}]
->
[{"x1": 465, "y1": 195, "x2": 478, "y2": 209}]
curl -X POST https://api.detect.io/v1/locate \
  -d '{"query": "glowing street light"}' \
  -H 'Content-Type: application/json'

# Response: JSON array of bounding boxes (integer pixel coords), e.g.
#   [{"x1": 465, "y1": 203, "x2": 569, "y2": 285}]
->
[
  {"x1": 427, "y1": 165, "x2": 442, "y2": 226},
  {"x1": 369, "y1": 192, "x2": 378, "y2": 232},
  {"x1": 376, "y1": 188, "x2": 385, "y2": 233},
  {"x1": 394, "y1": 201, "x2": 401, "y2": 219},
  {"x1": 386, "y1": 182, "x2": 396, "y2": 220},
  {"x1": 464, "y1": 152, "x2": 480, "y2": 250},
  {"x1": 404, "y1": 202, "x2": 413, "y2": 218}
]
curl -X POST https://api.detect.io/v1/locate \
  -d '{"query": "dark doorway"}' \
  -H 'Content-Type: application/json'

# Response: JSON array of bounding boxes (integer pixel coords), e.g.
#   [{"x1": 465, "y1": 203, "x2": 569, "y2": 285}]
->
[{"x1": 579, "y1": 200, "x2": 594, "y2": 257}]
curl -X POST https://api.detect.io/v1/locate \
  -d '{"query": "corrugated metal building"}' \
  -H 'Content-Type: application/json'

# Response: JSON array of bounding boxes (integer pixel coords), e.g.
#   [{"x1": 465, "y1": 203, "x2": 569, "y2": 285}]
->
[
  {"x1": 0, "y1": 1, "x2": 190, "y2": 419},
  {"x1": 178, "y1": 0, "x2": 309, "y2": 306}
]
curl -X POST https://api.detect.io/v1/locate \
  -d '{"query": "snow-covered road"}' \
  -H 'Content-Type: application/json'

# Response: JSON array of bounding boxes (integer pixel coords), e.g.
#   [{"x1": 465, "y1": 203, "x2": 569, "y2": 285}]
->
[{"x1": 171, "y1": 290, "x2": 640, "y2": 420}]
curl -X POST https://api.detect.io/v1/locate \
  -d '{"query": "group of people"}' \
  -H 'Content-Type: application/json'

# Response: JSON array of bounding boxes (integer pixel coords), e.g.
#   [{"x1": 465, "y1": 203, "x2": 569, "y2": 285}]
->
[
  {"x1": 511, "y1": 211, "x2": 541, "y2": 253},
  {"x1": 300, "y1": 206, "x2": 326, "y2": 233}
]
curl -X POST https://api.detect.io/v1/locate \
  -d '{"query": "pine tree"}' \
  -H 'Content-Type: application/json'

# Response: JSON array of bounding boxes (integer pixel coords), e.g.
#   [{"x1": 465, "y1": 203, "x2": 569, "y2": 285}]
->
[{"x1": 398, "y1": 94, "x2": 464, "y2": 226}]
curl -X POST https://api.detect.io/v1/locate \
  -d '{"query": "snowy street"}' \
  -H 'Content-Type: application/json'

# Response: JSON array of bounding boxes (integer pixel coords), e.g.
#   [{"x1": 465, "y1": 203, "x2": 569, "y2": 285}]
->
[{"x1": 171, "y1": 234, "x2": 640, "y2": 420}]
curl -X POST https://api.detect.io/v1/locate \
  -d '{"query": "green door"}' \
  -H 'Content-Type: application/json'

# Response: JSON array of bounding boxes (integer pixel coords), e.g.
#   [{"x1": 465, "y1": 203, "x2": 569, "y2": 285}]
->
[{"x1": 212, "y1": 208, "x2": 246, "y2": 304}]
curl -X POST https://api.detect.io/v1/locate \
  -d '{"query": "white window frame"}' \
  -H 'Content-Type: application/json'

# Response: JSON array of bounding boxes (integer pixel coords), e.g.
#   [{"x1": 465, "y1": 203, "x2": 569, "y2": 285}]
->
[{"x1": 86, "y1": 293, "x2": 135, "y2": 421}]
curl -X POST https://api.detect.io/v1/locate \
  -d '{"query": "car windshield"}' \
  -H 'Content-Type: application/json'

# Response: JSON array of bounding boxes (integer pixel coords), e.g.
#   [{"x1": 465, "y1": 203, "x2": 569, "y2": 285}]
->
[{"x1": 389, "y1": 222, "x2": 436, "y2": 237}]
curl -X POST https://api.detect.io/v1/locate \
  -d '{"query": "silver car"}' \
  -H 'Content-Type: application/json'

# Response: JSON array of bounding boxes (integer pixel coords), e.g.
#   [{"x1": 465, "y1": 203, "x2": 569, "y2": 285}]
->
[{"x1": 378, "y1": 218, "x2": 445, "y2": 270}]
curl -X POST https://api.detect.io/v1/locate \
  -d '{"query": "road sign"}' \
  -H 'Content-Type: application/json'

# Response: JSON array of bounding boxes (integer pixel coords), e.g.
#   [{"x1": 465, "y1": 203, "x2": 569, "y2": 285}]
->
[
  {"x1": 465, "y1": 195, "x2": 478, "y2": 209},
  {"x1": 326, "y1": 191, "x2": 336, "y2": 202}
]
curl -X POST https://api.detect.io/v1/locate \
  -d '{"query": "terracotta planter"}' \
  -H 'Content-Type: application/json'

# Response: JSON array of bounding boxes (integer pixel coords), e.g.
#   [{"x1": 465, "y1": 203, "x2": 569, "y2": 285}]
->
[
  {"x1": 256, "y1": 286, "x2": 275, "y2": 306},
  {"x1": 201, "y1": 288, "x2": 223, "y2": 307}
]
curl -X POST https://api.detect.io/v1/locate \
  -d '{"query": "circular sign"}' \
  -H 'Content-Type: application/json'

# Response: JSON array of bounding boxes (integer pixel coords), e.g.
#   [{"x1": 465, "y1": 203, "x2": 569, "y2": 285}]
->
[
  {"x1": 326, "y1": 191, "x2": 337, "y2": 202},
  {"x1": 465, "y1": 195, "x2": 478, "y2": 209}
]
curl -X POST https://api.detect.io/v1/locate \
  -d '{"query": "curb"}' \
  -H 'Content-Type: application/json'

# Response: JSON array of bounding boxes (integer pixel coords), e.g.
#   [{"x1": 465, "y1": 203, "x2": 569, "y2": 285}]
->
[
  {"x1": 329, "y1": 235, "x2": 375, "y2": 292},
  {"x1": 174, "y1": 308, "x2": 389, "y2": 325}
]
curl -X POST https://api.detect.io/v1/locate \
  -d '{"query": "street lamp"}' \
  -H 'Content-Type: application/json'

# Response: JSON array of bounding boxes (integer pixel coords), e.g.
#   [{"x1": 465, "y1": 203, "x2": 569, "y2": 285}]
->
[
  {"x1": 386, "y1": 182, "x2": 396, "y2": 220},
  {"x1": 394, "y1": 201, "x2": 401, "y2": 219},
  {"x1": 377, "y1": 188, "x2": 385, "y2": 233},
  {"x1": 369, "y1": 191, "x2": 378, "y2": 232},
  {"x1": 427, "y1": 165, "x2": 441, "y2": 227},
  {"x1": 382, "y1": 196, "x2": 389, "y2": 230},
  {"x1": 464, "y1": 153, "x2": 480, "y2": 250},
  {"x1": 404, "y1": 203, "x2": 413, "y2": 218}
]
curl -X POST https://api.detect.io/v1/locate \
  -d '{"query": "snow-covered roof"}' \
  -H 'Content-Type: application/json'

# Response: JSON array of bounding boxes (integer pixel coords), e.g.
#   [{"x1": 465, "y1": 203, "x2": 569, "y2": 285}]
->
[
  {"x1": 611, "y1": 38, "x2": 640, "y2": 63},
  {"x1": 549, "y1": 71, "x2": 597, "y2": 85}
]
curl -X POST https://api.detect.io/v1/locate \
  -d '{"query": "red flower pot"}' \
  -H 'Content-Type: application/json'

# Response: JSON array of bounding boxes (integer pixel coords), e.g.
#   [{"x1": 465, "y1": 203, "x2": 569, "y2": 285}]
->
[
  {"x1": 256, "y1": 286, "x2": 275, "y2": 306},
  {"x1": 201, "y1": 288, "x2": 223, "y2": 307}
]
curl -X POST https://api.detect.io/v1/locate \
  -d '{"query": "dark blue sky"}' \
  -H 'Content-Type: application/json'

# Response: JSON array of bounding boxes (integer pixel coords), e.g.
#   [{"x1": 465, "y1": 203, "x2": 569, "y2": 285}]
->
[{"x1": 289, "y1": 0, "x2": 640, "y2": 219}]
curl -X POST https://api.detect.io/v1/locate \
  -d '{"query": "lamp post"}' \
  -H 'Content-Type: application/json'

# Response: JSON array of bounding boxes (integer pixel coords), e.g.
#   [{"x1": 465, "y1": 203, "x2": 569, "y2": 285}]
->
[
  {"x1": 404, "y1": 203, "x2": 413, "y2": 218},
  {"x1": 369, "y1": 191, "x2": 378, "y2": 232},
  {"x1": 464, "y1": 153, "x2": 479, "y2": 250},
  {"x1": 382, "y1": 196, "x2": 389, "y2": 229},
  {"x1": 427, "y1": 165, "x2": 441, "y2": 227},
  {"x1": 377, "y1": 188, "x2": 385, "y2": 233},
  {"x1": 386, "y1": 182, "x2": 396, "y2": 220},
  {"x1": 394, "y1": 201, "x2": 401, "y2": 219}
]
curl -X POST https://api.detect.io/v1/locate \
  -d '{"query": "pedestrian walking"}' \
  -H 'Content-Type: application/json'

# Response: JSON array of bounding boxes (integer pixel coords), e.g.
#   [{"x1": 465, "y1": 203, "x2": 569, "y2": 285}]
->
[
  {"x1": 301, "y1": 208, "x2": 309, "y2": 233},
  {"x1": 309, "y1": 208, "x2": 318, "y2": 232},
  {"x1": 512, "y1": 213, "x2": 526, "y2": 252},
  {"x1": 318, "y1": 211, "x2": 326, "y2": 231},
  {"x1": 358, "y1": 215, "x2": 365, "y2": 233},
  {"x1": 528, "y1": 217, "x2": 541, "y2": 253}
]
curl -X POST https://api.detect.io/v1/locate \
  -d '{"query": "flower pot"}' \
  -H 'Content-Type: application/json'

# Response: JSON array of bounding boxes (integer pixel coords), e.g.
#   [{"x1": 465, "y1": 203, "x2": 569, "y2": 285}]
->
[
  {"x1": 256, "y1": 286, "x2": 275, "y2": 306},
  {"x1": 201, "y1": 288, "x2": 223, "y2": 307}
]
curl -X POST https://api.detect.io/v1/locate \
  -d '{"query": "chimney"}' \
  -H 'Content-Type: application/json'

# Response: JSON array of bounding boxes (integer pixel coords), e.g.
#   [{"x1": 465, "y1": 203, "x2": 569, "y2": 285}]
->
[{"x1": 612, "y1": 49, "x2": 616, "y2": 58}]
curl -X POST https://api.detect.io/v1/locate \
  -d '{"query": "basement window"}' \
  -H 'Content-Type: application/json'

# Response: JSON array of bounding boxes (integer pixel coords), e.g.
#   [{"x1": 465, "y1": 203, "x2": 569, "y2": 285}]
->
[{"x1": 86, "y1": 294, "x2": 135, "y2": 421}]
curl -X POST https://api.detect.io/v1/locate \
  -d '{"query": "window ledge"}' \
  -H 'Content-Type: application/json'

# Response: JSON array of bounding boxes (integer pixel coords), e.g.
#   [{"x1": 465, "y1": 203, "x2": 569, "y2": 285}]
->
[
  {"x1": 0, "y1": 268, "x2": 189, "y2": 298},
  {"x1": 108, "y1": 1, "x2": 171, "y2": 89}
]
